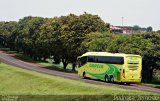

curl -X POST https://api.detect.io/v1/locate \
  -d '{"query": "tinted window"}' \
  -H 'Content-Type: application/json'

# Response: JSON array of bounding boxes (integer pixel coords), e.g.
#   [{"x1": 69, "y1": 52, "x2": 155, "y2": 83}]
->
[
  {"x1": 88, "y1": 56, "x2": 124, "y2": 64},
  {"x1": 79, "y1": 56, "x2": 87, "y2": 66},
  {"x1": 88, "y1": 56, "x2": 95, "y2": 62}
]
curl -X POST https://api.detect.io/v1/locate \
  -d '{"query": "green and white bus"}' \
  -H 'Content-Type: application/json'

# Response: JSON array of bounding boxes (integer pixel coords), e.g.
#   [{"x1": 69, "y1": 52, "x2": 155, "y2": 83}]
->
[{"x1": 77, "y1": 52, "x2": 142, "y2": 83}]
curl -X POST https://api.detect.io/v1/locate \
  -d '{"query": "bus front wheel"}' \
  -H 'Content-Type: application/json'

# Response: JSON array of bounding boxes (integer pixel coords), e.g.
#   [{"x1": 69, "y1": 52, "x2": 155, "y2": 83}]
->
[
  {"x1": 83, "y1": 72, "x2": 86, "y2": 78},
  {"x1": 105, "y1": 75, "x2": 109, "y2": 83}
]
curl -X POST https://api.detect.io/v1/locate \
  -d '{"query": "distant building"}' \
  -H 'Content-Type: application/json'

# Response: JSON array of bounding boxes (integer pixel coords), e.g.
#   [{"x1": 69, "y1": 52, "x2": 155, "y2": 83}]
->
[
  {"x1": 111, "y1": 26, "x2": 130, "y2": 34},
  {"x1": 111, "y1": 25, "x2": 147, "y2": 34}
]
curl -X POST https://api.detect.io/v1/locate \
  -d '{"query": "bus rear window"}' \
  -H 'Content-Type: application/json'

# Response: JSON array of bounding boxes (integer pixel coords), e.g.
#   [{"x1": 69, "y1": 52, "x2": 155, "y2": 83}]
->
[
  {"x1": 127, "y1": 61, "x2": 139, "y2": 64},
  {"x1": 88, "y1": 56, "x2": 124, "y2": 64}
]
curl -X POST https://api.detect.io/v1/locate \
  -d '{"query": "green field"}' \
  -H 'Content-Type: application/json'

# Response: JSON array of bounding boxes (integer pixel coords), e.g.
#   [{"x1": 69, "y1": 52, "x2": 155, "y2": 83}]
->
[{"x1": 0, "y1": 63, "x2": 158, "y2": 95}]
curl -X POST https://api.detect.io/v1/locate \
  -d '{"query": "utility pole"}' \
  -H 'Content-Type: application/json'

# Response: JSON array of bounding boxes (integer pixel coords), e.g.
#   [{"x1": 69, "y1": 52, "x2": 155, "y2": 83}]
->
[{"x1": 122, "y1": 17, "x2": 124, "y2": 27}]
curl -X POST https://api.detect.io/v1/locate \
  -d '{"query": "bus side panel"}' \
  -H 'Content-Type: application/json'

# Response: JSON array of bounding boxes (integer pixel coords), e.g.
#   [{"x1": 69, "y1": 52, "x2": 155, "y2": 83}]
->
[
  {"x1": 78, "y1": 64, "x2": 87, "y2": 77},
  {"x1": 86, "y1": 63, "x2": 108, "y2": 80},
  {"x1": 107, "y1": 64, "x2": 122, "y2": 82},
  {"x1": 78, "y1": 62, "x2": 123, "y2": 81}
]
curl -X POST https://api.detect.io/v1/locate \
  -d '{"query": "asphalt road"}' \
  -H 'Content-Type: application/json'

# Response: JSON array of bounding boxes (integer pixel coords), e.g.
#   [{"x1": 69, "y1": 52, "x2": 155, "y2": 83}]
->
[{"x1": 0, "y1": 50, "x2": 160, "y2": 94}]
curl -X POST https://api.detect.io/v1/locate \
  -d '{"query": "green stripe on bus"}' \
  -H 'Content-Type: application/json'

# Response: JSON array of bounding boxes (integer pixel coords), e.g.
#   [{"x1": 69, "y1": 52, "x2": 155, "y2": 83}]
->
[{"x1": 86, "y1": 64, "x2": 117, "y2": 79}]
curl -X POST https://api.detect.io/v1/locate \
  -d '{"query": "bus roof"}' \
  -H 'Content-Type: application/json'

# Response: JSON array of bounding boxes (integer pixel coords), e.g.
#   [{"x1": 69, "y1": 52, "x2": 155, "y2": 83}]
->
[{"x1": 78, "y1": 52, "x2": 141, "y2": 58}]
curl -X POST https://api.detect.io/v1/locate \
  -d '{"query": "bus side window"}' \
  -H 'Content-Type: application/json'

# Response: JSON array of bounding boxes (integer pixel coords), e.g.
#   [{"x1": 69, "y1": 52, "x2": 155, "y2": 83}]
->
[
  {"x1": 89, "y1": 56, "x2": 124, "y2": 64},
  {"x1": 88, "y1": 56, "x2": 95, "y2": 62}
]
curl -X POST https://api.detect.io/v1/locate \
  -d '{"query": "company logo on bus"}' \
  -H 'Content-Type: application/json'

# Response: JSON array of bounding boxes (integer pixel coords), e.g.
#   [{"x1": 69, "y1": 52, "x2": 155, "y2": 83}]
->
[{"x1": 89, "y1": 64, "x2": 104, "y2": 68}]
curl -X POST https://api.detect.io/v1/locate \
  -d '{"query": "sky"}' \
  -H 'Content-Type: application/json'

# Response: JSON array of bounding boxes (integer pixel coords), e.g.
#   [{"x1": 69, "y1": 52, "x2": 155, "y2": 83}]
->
[{"x1": 0, "y1": 0, "x2": 159, "y2": 31}]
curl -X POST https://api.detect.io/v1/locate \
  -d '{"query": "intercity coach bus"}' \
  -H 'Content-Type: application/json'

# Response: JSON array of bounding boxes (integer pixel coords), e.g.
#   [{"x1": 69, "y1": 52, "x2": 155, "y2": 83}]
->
[{"x1": 77, "y1": 52, "x2": 142, "y2": 84}]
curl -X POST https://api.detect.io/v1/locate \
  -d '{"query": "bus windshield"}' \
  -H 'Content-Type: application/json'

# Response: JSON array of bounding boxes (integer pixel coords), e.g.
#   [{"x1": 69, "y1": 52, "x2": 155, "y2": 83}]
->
[{"x1": 77, "y1": 56, "x2": 87, "y2": 67}]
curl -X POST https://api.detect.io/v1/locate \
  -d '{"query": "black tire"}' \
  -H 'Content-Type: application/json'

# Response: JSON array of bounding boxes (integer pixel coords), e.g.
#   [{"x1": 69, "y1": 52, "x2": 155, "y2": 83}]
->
[
  {"x1": 83, "y1": 72, "x2": 86, "y2": 78},
  {"x1": 105, "y1": 75, "x2": 109, "y2": 83},
  {"x1": 110, "y1": 76, "x2": 114, "y2": 83},
  {"x1": 119, "y1": 82, "x2": 124, "y2": 85},
  {"x1": 126, "y1": 83, "x2": 131, "y2": 85}
]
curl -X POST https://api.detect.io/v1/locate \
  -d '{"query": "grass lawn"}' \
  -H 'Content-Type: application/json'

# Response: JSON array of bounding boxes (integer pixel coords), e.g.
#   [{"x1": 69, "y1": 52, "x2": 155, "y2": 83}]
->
[
  {"x1": 0, "y1": 63, "x2": 158, "y2": 96},
  {"x1": 140, "y1": 83, "x2": 160, "y2": 89}
]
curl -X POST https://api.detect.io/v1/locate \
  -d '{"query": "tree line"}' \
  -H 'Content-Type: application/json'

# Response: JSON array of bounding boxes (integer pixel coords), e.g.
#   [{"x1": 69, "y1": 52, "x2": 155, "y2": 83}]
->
[
  {"x1": 0, "y1": 13, "x2": 110, "y2": 70},
  {"x1": 0, "y1": 13, "x2": 159, "y2": 82}
]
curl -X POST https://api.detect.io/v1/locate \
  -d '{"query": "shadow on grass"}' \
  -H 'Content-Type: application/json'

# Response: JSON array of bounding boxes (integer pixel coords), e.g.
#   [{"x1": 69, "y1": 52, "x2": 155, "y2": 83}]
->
[
  {"x1": 142, "y1": 84, "x2": 160, "y2": 89},
  {"x1": 44, "y1": 65, "x2": 77, "y2": 73},
  {"x1": 0, "y1": 46, "x2": 77, "y2": 74},
  {"x1": 141, "y1": 81, "x2": 160, "y2": 89},
  {"x1": 0, "y1": 47, "x2": 10, "y2": 52},
  {"x1": 154, "y1": 86, "x2": 160, "y2": 89},
  {"x1": 14, "y1": 53, "x2": 77, "y2": 73},
  {"x1": 14, "y1": 53, "x2": 43, "y2": 63}
]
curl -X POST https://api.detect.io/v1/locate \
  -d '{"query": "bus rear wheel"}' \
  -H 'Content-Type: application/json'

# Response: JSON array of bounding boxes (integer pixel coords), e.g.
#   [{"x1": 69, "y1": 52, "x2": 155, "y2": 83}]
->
[
  {"x1": 105, "y1": 75, "x2": 109, "y2": 83},
  {"x1": 110, "y1": 76, "x2": 114, "y2": 83},
  {"x1": 125, "y1": 83, "x2": 131, "y2": 85}
]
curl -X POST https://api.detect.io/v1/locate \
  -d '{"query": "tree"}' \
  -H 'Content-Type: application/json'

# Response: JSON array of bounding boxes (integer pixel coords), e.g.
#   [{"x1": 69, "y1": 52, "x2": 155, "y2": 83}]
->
[
  {"x1": 81, "y1": 32, "x2": 128, "y2": 53},
  {"x1": 81, "y1": 32, "x2": 113, "y2": 52},
  {"x1": 58, "y1": 13, "x2": 110, "y2": 70},
  {"x1": 139, "y1": 33, "x2": 160, "y2": 82},
  {"x1": 132, "y1": 25, "x2": 141, "y2": 31},
  {"x1": 14, "y1": 16, "x2": 45, "y2": 60},
  {"x1": 0, "y1": 21, "x2": 18, "y2": 48},
  {"x1": 39, "y1": 17, "x2": 61, "y2": 62},
  {"x1": 156, "y1": 30, "x2": 160, "y2": 33},
  {"x1": 147, "y1": 26, "x2": 153, "y2": 32}
]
